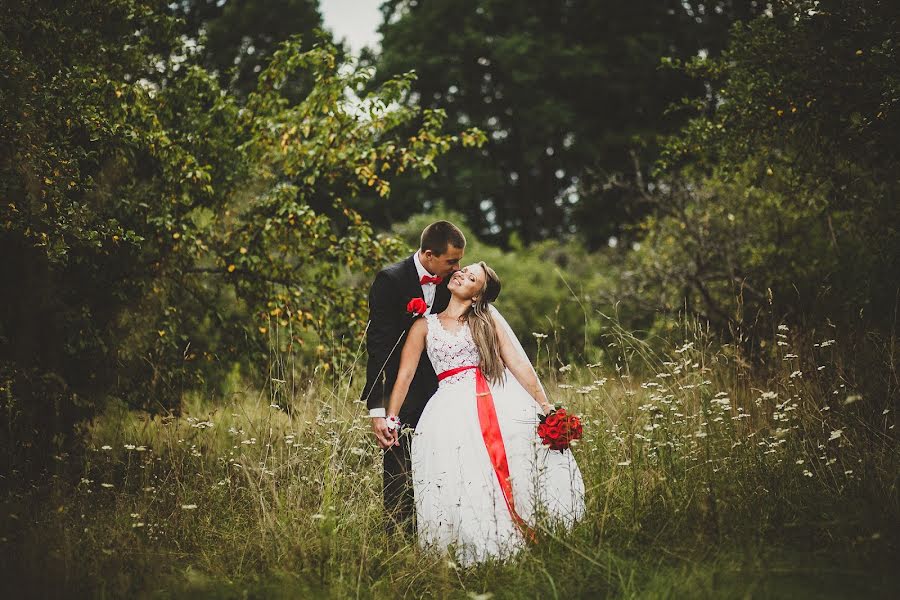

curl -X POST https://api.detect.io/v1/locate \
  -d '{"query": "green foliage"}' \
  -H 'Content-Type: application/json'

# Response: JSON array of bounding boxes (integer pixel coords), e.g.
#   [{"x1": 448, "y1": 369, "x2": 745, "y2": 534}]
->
[
  {"x1": 173, "y1": 0, "x2": 330, "y2": 100},
  {"x1": 623, "y1": 1, "x2": 900, "y2": 373},
  {"x1": 660, "y1": 0, "x2": 900, "y2": 177},
  {"x1": 368, "y1": 1, "x2": 760, "y2": 247},
  {"x1": 0, "y1": 0, "x2": 485, "y2": 461},
  {"x1": 1, "y1": 315, "x2": 896, "y2": 597}
]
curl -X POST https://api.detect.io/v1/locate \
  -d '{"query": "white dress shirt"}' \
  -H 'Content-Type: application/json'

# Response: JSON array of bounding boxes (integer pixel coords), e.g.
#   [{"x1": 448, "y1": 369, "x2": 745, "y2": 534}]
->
[
  {"x1": 412, "y1": 251, "x2": 439, "y2": 315},
  {"x1": 369, "y1": 252, "x2": 440, "y2": 419}
]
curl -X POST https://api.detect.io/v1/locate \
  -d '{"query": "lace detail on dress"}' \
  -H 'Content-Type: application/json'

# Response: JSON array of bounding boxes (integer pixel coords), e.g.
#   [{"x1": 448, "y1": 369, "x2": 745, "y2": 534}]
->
[{"x1": 424, "y1": 314, "x2": 481, "y2": 386}]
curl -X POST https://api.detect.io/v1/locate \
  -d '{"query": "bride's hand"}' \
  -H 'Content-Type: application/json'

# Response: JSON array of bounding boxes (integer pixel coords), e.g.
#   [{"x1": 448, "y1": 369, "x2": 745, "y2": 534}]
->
[
  {"x1": 385, "y1": 414, "x2": 402, "y2": 447},
  {"x1": 371, "y1": 417, "x2": 394, "y2": 450}
]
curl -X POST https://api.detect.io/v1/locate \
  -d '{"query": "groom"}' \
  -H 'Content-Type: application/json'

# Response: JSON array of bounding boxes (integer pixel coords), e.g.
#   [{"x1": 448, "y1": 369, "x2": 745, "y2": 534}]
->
[{"x1": 362, "y1": 220, "x2": 466, "y2": 534}]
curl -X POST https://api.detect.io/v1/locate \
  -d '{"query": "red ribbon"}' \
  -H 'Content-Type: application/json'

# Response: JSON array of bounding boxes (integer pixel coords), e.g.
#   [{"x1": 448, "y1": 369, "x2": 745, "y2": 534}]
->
[{"x1": 437, "y1": 365, "x2": 536, "y2": 542}]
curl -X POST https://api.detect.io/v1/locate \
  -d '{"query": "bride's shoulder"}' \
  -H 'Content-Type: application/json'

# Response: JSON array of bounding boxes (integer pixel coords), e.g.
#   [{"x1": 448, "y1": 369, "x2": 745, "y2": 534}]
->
[{"x1": 409, "y1": 316, "x2": 429, "y2": 338}]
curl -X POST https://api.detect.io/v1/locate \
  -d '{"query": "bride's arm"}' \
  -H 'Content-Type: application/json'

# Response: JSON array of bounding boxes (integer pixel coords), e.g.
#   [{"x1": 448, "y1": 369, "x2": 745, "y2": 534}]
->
[
  {"x1": 495, "y1": 320, "x2": 553, "y2": 413},
  {"x1": 385, "y1": 318, "x2": 428, "y2": 440}
]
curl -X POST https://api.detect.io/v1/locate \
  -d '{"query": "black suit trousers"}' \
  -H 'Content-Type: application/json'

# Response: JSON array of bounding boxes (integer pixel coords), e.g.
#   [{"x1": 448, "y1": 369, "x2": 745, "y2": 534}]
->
[{"x1": 382, "y1": 432, "x2": 415, "y2": 536}]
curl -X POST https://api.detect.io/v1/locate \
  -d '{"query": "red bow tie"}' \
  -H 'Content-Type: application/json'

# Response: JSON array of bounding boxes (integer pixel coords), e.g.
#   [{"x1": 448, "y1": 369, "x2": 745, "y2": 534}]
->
[{"x1": 420, "y1": 274, "x2": 442, "y2": 285}]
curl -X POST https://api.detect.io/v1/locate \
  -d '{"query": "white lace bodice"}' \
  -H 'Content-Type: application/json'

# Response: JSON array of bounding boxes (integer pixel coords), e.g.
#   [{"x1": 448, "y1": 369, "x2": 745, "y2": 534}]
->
[{"x1": 424, "y1": 313, "x2": 481, "y2": 386}]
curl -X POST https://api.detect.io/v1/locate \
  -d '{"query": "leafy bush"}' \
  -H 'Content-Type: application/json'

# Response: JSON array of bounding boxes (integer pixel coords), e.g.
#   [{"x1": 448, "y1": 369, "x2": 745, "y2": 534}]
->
[{"x1": 0, "y1": 1, "x2": 484, "y2": 463}]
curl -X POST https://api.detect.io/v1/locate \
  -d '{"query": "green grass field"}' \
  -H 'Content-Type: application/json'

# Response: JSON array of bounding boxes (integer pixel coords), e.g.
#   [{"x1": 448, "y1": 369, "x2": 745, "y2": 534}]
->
[{"x1": 2, "y1": 320, "x2": 897, "y2": 598}]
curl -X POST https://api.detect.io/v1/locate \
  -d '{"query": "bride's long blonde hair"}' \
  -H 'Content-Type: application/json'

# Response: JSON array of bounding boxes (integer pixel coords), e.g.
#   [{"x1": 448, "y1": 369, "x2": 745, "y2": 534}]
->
[{"x1": 464, "y1": 262, "x2": 504, "y2": 385}]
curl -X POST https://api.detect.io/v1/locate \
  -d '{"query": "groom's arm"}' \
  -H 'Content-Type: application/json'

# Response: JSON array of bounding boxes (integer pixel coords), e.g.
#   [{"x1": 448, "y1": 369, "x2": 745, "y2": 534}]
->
[{"x1": 362, "y1": 270, "x2": 404, "y2": 414}]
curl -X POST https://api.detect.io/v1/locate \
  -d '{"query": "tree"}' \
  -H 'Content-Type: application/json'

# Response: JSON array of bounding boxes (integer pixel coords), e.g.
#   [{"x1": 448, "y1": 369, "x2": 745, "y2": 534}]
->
[
  {"x1": 368, "y1": 0, "x2": 760, "y2": 247},
  {"x1": 0, "y1": 0, "x2": 484, "y2": 465},
  {"x1": 628, "y1": 0, "x2": 900, "y2": 345},
  {"x1": 172, "y1": 0, "x2": 331, "y2": 100}
]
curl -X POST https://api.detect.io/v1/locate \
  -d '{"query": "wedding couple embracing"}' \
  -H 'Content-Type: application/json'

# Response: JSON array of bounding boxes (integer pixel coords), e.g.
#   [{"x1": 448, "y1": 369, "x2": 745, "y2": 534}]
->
[{"x1": 362, "y1": 221, "x2": 585, "y2": 566}]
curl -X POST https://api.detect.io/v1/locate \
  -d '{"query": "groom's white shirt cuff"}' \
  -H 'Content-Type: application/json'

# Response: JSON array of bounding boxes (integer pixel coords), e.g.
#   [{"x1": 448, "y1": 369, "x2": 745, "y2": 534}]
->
[{"x1": 369, "y1": 408, "x2": 386, "y2": 418}]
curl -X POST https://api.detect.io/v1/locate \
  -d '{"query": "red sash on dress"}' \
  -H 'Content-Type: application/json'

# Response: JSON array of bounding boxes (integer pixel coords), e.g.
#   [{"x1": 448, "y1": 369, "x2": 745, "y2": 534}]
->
[{"x1": 437, "y1": 365, "x2": 536, "y2": 542}]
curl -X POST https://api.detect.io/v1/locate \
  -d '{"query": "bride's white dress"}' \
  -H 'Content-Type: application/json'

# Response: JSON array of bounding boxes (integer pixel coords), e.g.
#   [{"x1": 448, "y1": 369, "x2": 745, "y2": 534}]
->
[{"x1": 411, "y1": 313, "x2": 585, "y2": 566}]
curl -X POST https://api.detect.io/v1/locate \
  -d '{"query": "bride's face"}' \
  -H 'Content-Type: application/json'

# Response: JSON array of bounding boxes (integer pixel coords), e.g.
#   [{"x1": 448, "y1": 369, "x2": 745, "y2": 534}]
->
[{"x1": 448, "y1": 264, "x2": 485, "y2": 301}]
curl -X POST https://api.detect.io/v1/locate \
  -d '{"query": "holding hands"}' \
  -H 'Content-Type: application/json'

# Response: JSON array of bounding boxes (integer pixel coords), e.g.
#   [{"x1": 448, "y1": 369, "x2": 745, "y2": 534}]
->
[
  {"x1": 370, "y1": 417, "x2": 396, "y2": 449},
  {"x1": 371, "y1": 415, "x2": 402, "y2": 449}
]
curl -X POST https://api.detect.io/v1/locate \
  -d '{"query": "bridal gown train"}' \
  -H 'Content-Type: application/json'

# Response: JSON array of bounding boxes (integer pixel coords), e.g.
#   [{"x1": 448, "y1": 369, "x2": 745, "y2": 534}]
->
[{"x1": 410, "y1": 313, "x2": 585, "y2": 566}]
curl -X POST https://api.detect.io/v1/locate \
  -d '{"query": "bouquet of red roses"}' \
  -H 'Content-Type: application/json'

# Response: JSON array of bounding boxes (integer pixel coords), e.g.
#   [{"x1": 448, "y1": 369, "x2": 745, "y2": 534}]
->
[{"x1": 537, "y1": 407, "x2": 583, "y2": 452}]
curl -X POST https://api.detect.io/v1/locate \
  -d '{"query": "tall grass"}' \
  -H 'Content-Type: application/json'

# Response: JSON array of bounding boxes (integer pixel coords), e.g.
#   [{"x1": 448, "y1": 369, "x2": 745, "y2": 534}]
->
[{"x1": 1, "y1": 312, "x2": 897, "y2": 598}]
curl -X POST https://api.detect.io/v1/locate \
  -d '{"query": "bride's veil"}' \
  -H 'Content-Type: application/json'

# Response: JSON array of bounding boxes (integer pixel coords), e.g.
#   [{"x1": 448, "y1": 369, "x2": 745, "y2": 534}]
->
[{"x1": 489, "y1": 305, "x2": 548, "y2": 413}]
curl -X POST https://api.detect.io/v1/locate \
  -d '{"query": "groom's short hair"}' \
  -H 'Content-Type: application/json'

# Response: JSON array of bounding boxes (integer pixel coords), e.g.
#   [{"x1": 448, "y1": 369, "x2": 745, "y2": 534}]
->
[{"x1": 420, "y1": 221, "x2": 466, "y2": 256}]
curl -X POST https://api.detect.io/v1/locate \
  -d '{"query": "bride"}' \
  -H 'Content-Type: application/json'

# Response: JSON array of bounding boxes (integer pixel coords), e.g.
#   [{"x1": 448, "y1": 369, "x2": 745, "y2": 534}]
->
[{"x1": 385, "y1": 261, "x2": 585, "y2": 565}]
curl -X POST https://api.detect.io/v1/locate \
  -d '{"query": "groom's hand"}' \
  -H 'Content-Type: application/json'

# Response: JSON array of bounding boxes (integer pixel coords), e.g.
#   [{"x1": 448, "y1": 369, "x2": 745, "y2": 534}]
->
[{"x1": 371, "y1": 417, "x2": 395, "y2": 449}]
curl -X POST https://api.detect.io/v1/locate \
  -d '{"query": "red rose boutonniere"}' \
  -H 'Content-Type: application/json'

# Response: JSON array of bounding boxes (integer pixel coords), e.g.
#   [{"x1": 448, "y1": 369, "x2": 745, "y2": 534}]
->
[
  {"x1": 406, "y1": 297, "x2": 427, "y2": 317},
  {"x1": 537, "y1": 407, "x2": 583, "y2": 452}
]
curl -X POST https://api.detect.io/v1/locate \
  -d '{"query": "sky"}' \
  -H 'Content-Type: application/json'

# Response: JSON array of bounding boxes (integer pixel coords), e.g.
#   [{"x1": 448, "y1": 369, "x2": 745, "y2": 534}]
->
[{"x1": 319, "y1": 0, "x2": 383, "y2": 55}]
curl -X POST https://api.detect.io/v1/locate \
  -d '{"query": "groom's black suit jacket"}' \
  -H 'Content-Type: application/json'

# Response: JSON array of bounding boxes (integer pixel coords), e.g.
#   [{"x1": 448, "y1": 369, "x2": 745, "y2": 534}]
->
[{"x1": 362, "y1": 255, "x2": 450, "y2": 427}]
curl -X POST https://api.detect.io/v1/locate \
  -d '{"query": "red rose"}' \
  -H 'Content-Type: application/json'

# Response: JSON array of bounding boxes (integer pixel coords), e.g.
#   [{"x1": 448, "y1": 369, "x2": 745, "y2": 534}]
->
[
  {"x1": 537, "y1": 408, "x2": 584, "y2": 451},
  {"x1": 406, "y1": 297, "x2": 427, "y2": 316}
]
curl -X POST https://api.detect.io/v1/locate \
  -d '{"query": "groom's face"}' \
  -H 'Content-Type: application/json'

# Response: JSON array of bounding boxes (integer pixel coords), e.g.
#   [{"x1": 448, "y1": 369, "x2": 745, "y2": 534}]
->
[{"x1": 424, "y1": 245, "x2": 464, "y2": 278}]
